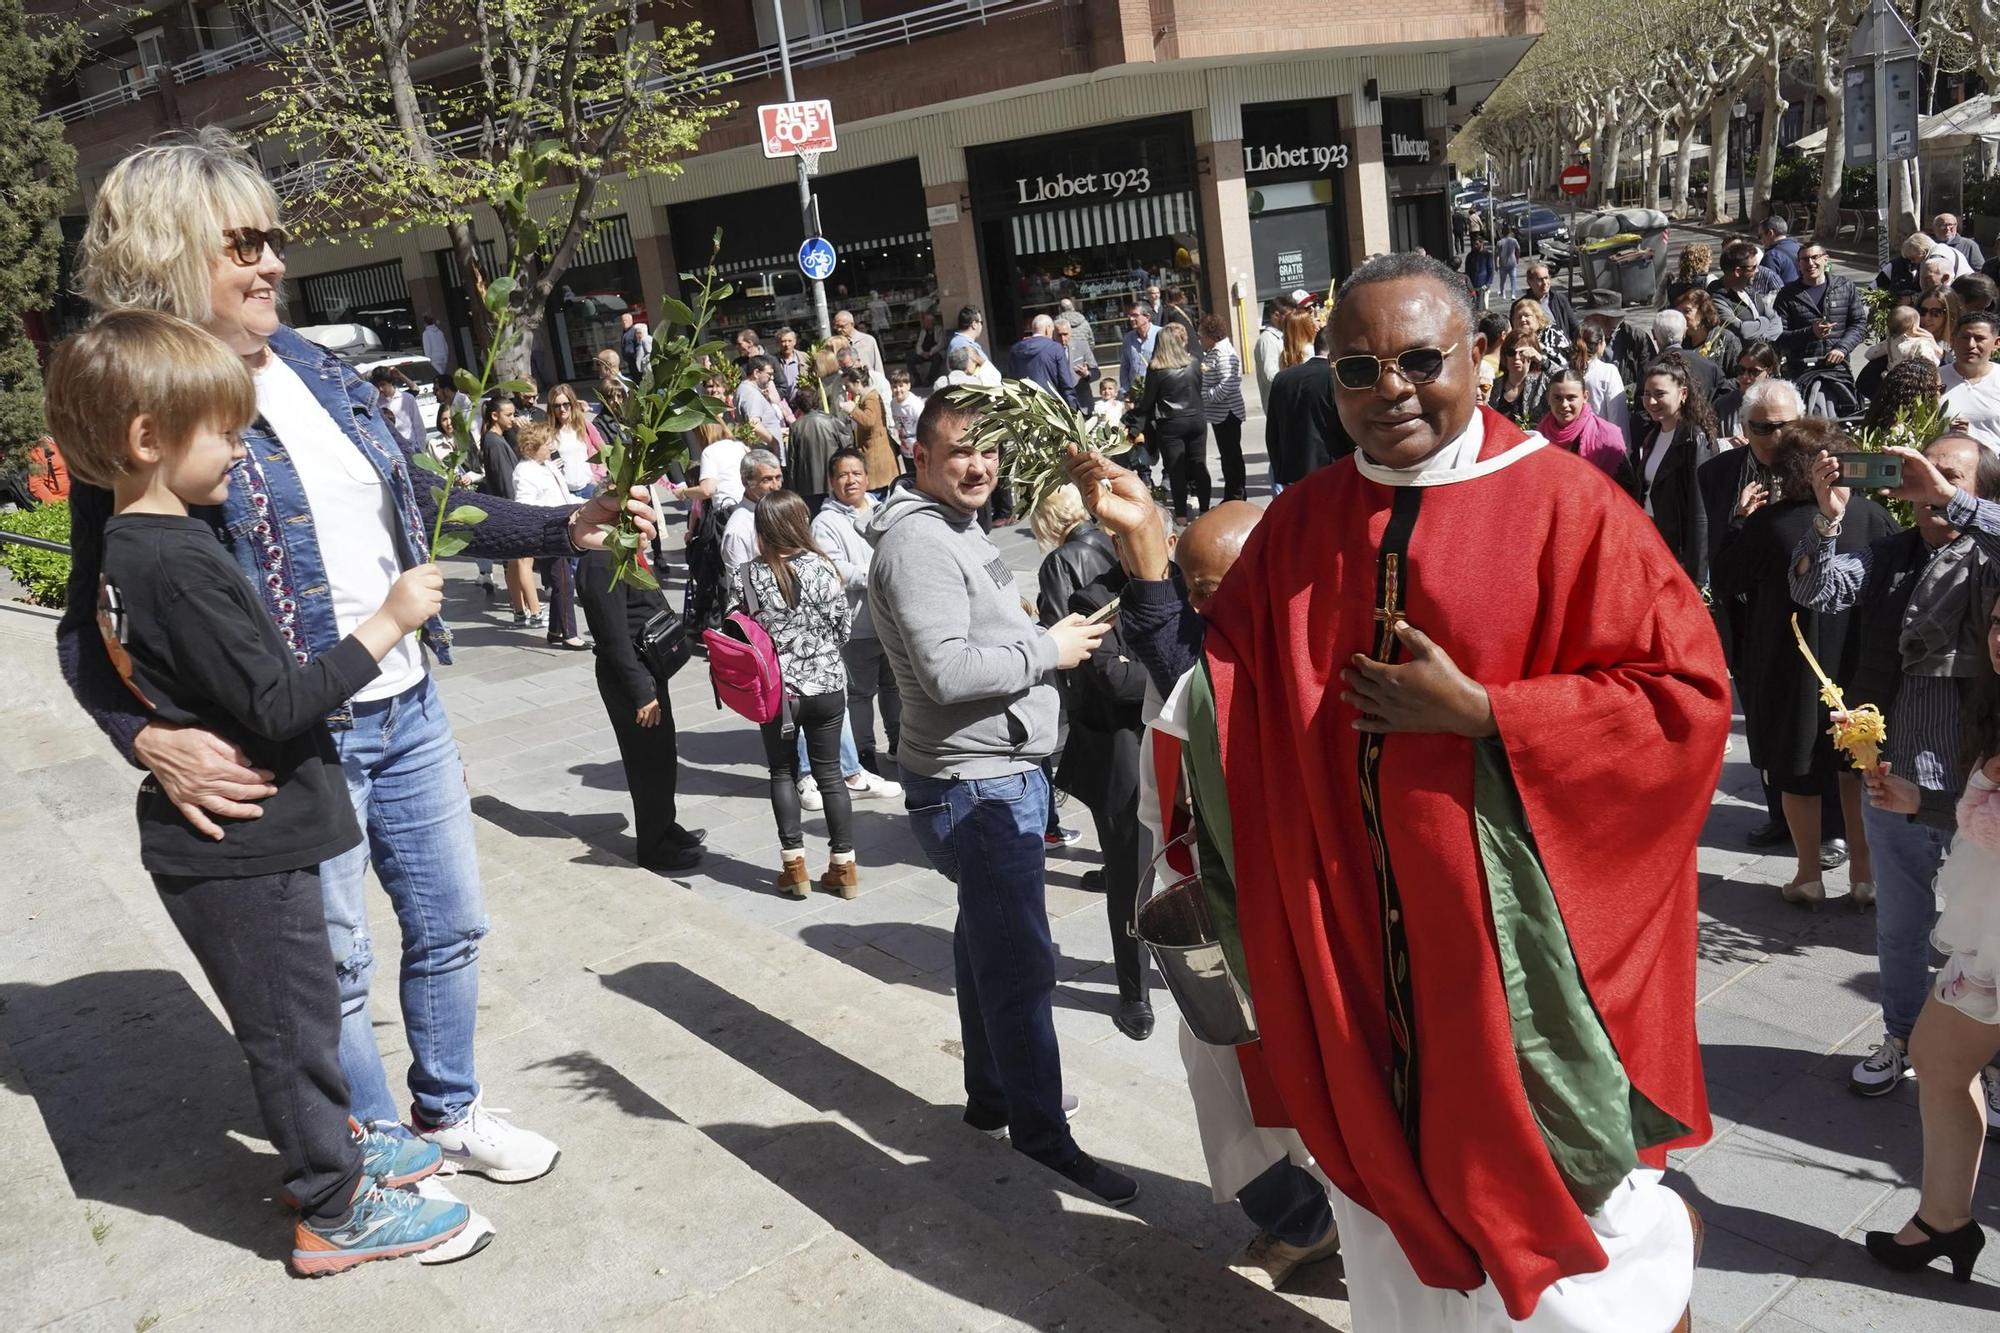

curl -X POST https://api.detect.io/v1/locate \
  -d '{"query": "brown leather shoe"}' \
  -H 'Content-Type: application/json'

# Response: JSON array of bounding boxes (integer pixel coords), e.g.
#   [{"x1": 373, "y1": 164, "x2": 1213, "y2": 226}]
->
[
  {"x1": 776, "y1": 855, "x2": 810, "y2": 898},
  {"x1": 819, "y1": 859, "x2": 859, "y2": 899}
]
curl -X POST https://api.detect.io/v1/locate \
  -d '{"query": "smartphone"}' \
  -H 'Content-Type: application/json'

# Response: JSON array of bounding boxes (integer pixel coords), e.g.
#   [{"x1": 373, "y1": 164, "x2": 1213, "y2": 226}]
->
[
  {"x1": 1084, "y1": 597, "x2": 1121, "y2": 625},
  {"x1": 1831, "y1": 451, "x2": 1904, "y2": 489}
]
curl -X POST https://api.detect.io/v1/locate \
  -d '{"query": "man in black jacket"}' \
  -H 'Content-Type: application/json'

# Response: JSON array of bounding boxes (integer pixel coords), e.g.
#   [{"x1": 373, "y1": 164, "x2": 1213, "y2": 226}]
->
[
  {"x1": 1775, "y1": 243, "x2": 1866, "y2": 407},
  {"x1": 1524, "y1": 262, "x2": 1577, "y2": 340},
  {"x1": 1262, "y1": 323, "x2": 1346, "y2": 491},
  {"x1": 1696, "y1": 379, "x2": 1843, "y2": 857}
]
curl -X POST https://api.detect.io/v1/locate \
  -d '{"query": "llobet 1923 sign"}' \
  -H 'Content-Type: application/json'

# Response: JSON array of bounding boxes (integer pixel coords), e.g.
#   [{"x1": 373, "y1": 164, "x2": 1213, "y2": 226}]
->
[{"x1": 1242, "y1": 143, "x2": 1351, "y2": 176}]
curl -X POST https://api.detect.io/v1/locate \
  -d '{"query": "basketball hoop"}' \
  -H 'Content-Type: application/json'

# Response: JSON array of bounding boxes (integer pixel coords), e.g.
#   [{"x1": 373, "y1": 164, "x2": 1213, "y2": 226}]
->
[{"x1": 800, "y1": 150, "x2": 822, "y2": 178}]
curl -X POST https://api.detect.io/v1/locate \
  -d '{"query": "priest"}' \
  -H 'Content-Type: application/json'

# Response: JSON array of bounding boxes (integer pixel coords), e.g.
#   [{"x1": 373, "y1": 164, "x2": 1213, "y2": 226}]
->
[{"x1": 1187, "y1": 252, "x2": 1730, "y2": 1329}]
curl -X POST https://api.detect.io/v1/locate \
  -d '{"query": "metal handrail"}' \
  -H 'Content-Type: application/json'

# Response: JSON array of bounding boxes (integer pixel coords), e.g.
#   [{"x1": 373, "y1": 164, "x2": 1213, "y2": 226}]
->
[
  {"x1": 50, "y1": 0, "x2": 1050, "y2": 129},
  {"x1": 0, "y1": 529, "x2": 71, "y2": 555}
]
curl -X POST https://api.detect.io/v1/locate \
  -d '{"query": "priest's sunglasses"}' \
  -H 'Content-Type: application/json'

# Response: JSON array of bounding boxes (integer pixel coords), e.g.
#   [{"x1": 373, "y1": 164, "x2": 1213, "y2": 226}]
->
[
  {"x1": 1331, "y1": 344, "x2": 1460, "y2": 391},
  {"x1": 221, "y1": 226, "x2": 290, "y2": 266}
]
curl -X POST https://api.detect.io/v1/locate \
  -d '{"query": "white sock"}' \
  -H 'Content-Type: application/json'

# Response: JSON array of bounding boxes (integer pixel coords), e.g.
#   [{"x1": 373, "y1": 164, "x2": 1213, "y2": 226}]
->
[{"x1": 830, "y1": 849, "x2": 855, "y2": 865}]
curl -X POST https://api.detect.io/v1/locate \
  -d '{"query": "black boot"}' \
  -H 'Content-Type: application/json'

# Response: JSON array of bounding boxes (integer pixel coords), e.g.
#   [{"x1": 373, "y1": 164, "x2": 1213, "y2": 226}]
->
[{"x1": 1114, "y1": 996, "x2": 1155, "y2": 1041}]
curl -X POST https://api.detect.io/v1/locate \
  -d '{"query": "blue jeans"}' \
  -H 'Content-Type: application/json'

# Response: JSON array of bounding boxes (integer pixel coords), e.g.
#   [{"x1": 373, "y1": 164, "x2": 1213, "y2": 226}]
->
[
  {"x1": 1237, "y1": 1157, "x2": 1334, "y2": 1248},
  {"x1": 797, "y1": 711, "x2": 861, "y2": 780},
  {"x1": 1861, "y1": 801, "x2": 1950, "y2": 1042},
  {"x1": 902, "y1": 767, "x2": 1076, "y2": 1165},
  {"x1": 322, "y1": 677, "x2": 488, "y2": 1127},
  {"x1": 1496, "y1": 266, "x2": 1518, "y2": 300}
]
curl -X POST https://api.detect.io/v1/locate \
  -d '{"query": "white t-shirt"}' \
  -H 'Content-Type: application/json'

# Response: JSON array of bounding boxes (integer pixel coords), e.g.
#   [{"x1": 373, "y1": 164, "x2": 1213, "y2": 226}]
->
[
  {"x1": 552, "y1": 424, "x2": 593, "y2": 496},
  {"x1": 1941, "y1": 364, "x2": 2000, "y2": 453},
  {"x1": 699, "y1": 438, "x2": 749, "y2": 505},
  {"x1": 255, "y1": 356, "x2": 423, "y2": 702}
]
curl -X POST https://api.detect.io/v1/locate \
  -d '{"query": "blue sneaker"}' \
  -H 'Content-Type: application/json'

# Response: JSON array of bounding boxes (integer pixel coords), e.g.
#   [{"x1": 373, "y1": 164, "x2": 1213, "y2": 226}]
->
[
  {"x1": 290, "y1": 1180, "x2": 470, "y2": 1276},
  {"x1": 353, "y1": 1118, "x2": 442, "y2": 1188}
]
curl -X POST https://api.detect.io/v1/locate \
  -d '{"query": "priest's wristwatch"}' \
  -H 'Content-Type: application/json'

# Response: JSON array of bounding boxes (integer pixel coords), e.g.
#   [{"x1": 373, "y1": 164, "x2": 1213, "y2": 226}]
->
[{"x1": 1813, "y1": 512, "x2": 1842, "y2": 539}]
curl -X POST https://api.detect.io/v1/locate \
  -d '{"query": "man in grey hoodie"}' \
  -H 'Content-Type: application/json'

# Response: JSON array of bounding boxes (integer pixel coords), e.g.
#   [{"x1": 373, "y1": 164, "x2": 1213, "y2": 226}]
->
[{"x1": 867, "y1": 394, "x2": 1137, "y2": 1206}]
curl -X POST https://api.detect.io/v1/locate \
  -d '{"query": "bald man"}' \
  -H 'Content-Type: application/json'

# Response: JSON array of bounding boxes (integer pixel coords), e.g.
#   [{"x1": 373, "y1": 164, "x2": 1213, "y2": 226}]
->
[
  {"x1": 1008, "y1": 312, "x2": 1081, "y2": 405},
  {"x1": 1057, "y1": 467, "x2": 1340, "y2": 1289}
]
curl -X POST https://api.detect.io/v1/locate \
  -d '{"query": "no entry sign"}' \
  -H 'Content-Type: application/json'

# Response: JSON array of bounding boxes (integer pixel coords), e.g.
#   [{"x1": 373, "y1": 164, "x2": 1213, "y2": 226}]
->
[
  {"x1": 1559, "y1": 163, "x2": 1591, "y2": 196},
  {"x1": 758, "y1": 100, "x2": 838, "y2": 158}
]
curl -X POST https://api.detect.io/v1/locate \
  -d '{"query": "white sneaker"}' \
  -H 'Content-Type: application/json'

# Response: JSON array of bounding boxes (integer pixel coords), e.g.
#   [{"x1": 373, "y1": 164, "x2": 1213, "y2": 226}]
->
[
  {"x1": 846, "y1": 772, "x2": 903, "y2": 801},
  {"x1": 1849, "y1": 1034, "x2": 1910, "y2": 1097},
  {"x1": 798, "y1": 776, "x2": 824, "y2": 812},
  {"x1": 411, "y1": 1176, "x2": 497, "y2": 1264},
  {"x1": 1982, "y1": 1066, "x2": 2000, "y2": 1139},
  {"x1": 415, "y1": 1099, "x2": 561, "y2": 1183}
]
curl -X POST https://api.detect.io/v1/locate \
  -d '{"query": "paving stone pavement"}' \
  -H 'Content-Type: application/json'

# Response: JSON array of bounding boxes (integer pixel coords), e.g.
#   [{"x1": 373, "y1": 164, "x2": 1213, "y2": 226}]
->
[{"x1": 2, "y1": 433, "x2": 1996, "y2": 1331}]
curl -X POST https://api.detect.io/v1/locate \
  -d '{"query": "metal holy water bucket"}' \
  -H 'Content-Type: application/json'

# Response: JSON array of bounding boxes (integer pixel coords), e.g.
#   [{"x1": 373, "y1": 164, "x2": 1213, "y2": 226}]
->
[{"x1": 1131, "y1": 854, "x2": 1260, "y2": 1047}]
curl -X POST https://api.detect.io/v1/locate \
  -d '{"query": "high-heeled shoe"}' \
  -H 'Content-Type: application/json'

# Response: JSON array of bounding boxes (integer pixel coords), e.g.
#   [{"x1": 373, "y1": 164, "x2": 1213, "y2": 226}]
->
[
  {"x1": 1781, "y1": 878, "x2": 1825, "y2": 908},
  {"x1": 1864, "y1": 1214, "x2": 1985, "y2": 1282}
]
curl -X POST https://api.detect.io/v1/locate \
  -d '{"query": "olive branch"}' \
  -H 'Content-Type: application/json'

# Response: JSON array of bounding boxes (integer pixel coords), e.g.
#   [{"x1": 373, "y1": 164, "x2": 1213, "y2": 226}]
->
[{"x1": 940, "y1": 378, "x2": 1132, "y2": 521}]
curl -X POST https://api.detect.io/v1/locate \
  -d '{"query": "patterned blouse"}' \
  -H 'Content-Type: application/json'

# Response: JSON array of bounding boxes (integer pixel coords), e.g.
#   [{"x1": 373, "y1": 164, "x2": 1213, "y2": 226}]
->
[{"x1": 742, "y1": 553, "x2": 851, "y2": 699}]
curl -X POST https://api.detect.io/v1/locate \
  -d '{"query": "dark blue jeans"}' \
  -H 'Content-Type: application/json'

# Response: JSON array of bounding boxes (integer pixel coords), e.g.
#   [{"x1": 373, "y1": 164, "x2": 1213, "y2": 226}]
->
[{"x1": 902, "y1": 767, "x2": 1077, "y2": 1165}]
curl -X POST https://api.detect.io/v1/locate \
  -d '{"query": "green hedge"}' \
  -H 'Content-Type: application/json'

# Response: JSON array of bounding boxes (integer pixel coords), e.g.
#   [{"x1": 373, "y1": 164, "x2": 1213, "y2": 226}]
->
[{"x1": 0, "y1": 499, "x2": 71, "y2": 608}]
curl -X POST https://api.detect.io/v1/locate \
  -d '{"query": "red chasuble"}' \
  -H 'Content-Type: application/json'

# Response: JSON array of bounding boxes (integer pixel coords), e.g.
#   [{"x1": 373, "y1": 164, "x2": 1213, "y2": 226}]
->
[{"x1": 1202, "y1": 407, "x2": 1730, "y2": 1319}]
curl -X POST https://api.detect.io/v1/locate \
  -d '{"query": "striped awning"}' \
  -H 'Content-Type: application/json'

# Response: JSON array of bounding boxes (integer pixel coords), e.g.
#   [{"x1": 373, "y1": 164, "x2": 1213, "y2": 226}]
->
[
  {"x1": 716, "y1": 232, "x2": 932, "y2": 276},
  {"x1": 1010, "y1": 192, "x2": 1198, "y2": 258},
  {"x1": 301, "y1": 260, "x2": 408, "y2": 318},
  {"x1": 573, "y1": 214, "x2": 634, "y2": 269}
]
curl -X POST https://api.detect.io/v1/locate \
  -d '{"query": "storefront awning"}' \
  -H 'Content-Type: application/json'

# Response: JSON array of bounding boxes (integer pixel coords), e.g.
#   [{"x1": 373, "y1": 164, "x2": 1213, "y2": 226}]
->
[
  {"x1": 716, "y1": 232, "x2": 932, "y2": 276},
  {"x1": 1010, "y1": 191, "x2": 1199, "y2": 258}
]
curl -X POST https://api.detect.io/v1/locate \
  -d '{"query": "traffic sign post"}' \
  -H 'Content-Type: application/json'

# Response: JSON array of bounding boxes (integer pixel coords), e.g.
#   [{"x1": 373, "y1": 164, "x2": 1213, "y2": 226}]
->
[
  {"x1": 1844, "y1": 0, "x2": 1920, "y2": 272},
  {"x1": 1559, "y1": 164, "x2": 1590, "y2": 304},
  {"x1": 764, "y1": 6, "x2": 833, "y2": 340},
  {"x1": 797, "y1": 237, "x2": 837, "y2": 284}
]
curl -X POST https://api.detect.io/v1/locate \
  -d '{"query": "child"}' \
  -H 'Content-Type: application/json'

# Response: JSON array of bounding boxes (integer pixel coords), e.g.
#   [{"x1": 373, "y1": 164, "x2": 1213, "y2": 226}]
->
[
  {"x1": 44, "y1": 310, "x2": 473, "y2": 1275},
  {"x1": 1885, "y1": 302, "x2": 1944, "y2": 371},
  {"x1": 510, "y1": 421, "x2": 588, "y2": 649},
  {"x1": 887, "y1": 368, "x2": 920, "y2": 470},
  {"x1": 1093, "y1": 376, "x2": 1126, "y2": 427}
]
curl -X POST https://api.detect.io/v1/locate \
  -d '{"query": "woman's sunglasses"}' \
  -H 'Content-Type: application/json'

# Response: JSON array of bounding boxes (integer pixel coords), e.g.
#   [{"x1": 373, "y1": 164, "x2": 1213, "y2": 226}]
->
[
  {"x1": 222, "y1": 226, "x2": 289, "y2": 266},
  {"x1": 1331, "y1": 344, "x2": 1459, "y2": 391}
]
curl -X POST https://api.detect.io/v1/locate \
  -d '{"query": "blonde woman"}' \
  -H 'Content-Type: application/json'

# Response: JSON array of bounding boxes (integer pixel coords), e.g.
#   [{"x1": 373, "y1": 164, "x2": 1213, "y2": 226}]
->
[
  {"x1": 56, "y1": 129, "x2": 653, "y2": 1188},
  {"x1": 543, "y1": 381, "x2": 604, "y2": 499}
]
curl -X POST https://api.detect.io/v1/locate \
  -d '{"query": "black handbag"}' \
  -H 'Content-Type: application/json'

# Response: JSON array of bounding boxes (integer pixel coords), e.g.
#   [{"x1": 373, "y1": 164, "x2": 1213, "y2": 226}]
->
[{"x1": 634, "y1": 603, "x2": 691, "y2": 686}]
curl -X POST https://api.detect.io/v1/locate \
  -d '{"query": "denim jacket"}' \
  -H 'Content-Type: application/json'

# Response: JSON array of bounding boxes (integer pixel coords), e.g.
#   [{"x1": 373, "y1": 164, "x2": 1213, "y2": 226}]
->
[
  {"x1": 59, "y1": 325, "x2": 579, "y2": 748},
  {"x1": 225, "y1": 327, "x2": 454, "y2": 709}
]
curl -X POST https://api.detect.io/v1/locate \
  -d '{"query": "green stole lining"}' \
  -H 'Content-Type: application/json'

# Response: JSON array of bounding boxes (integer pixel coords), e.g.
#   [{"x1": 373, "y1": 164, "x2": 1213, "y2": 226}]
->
[{"x1": 1473, "y1": 737, "x2": 1686, "y2": 1213}]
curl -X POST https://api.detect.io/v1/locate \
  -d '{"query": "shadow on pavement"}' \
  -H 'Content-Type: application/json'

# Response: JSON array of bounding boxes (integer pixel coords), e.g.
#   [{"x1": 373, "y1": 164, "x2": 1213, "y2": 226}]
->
[
  {"x1": 0, "y1": 970, "x2": 293, "y2": 1268},
  {"x1": 593, "y1": 960, "x2": 1330, "y2": 1329}
]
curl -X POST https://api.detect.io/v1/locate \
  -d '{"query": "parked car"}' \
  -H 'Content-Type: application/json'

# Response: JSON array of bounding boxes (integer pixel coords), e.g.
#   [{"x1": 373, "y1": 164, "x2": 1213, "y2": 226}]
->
[{"x1": 298, "y1": 324, "x2": 446, "y2": 451}]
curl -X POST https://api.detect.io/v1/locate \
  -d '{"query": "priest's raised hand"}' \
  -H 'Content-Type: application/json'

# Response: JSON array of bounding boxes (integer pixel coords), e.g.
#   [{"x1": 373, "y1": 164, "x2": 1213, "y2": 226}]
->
[{"x1": 1339, "y1": 621, "x2": 1498, "y2": 736}]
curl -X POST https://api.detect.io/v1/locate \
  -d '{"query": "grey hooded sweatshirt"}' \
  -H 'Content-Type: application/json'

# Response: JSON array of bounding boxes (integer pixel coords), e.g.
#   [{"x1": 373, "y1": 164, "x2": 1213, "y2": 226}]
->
[{"x1": 865, "y1": 488, "x2": 1059, "y2": 778}]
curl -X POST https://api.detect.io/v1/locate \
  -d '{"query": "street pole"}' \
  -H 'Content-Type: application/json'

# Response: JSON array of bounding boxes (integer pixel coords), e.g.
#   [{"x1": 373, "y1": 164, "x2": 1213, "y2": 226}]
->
[
  {"x1": 1872, "y1": 1, "x2": 1892, "y2": 273},
  {"x1": 1733, "y1": 102, "x2": 1748, "y2": 225},
  {"x1": 771, "y1": 1, "x2": 831, "y2": 341}
]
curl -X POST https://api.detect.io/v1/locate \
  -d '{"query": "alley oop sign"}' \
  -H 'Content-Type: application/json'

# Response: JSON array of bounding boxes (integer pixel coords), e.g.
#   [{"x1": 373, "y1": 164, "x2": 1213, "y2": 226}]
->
[{"x1": 759, "y1": 100, "x2": 838, "y2": 158}]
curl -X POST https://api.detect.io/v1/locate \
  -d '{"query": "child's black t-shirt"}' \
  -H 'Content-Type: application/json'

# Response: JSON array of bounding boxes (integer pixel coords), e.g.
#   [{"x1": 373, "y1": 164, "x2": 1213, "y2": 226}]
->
[{"x1": 99, "y1": 514, "x2": 377, "y2": 876}]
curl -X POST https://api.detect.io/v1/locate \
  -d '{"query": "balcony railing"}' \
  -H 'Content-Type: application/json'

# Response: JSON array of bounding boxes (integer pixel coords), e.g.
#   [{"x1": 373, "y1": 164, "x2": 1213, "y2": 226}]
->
[{"x1": 53, "y1": 0, "x2": 1052, "y2": 129}]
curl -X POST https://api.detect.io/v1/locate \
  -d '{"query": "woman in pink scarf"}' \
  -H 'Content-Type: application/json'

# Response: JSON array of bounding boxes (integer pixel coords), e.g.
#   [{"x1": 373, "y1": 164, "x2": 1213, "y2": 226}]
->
[{"x1": 1538, "y1": 367, "x2": 1629, "y2": 480}]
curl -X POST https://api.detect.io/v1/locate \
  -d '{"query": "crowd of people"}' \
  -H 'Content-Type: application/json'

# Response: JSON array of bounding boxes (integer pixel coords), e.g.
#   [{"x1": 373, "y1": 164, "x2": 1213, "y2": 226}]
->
[{"x1": 26, "y1": 120, "x2": 2000, "y2": 1327}]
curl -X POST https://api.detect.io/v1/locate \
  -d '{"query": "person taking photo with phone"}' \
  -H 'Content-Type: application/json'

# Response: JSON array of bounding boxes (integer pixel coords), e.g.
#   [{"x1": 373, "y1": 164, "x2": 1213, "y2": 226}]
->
[{"x1": 1792, "y1": 433, "x2": 2000, "y2": 1107}]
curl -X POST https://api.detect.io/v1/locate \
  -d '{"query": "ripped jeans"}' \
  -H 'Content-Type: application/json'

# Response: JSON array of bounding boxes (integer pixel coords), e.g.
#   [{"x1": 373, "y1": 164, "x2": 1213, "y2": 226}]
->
[{"x1": 322, "y1": 676, "x2": 488, "y2": 1128}]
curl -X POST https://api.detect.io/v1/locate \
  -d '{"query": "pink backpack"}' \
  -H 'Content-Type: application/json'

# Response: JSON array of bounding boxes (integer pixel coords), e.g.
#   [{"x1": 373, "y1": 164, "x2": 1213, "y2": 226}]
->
[{"x1": 703, "y1": 610, "x2": 784, "y2": 723}]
